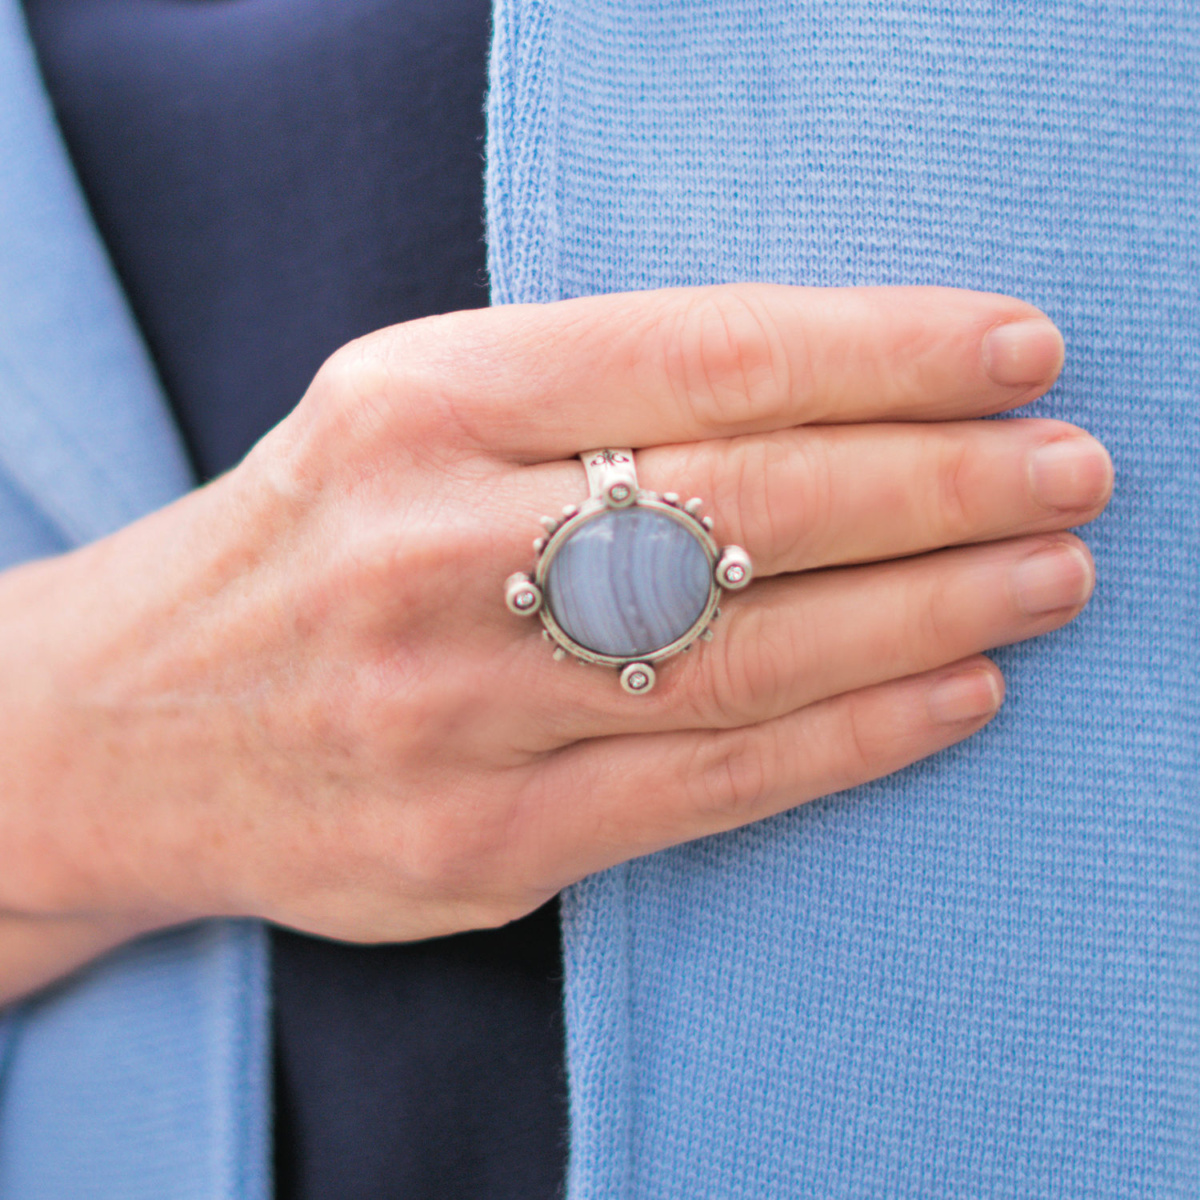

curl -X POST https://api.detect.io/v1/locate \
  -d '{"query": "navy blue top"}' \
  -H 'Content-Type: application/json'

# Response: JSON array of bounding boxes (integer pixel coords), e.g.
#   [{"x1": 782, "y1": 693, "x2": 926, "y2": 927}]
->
[{"x1": 22, "y1": 2, "x2": 566, "y2": 1197}]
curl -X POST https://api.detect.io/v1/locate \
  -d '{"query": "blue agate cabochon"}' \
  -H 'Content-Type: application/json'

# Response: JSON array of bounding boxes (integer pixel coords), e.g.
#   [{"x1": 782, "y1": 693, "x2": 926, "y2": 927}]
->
[{"x1": 544, "y1": 507, "x2": 713, "y2": 658}]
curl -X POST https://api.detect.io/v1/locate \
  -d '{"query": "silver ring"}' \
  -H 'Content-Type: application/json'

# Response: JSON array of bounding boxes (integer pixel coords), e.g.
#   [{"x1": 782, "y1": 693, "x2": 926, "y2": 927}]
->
[{"x1": 505, "y1": 449, "x2": 752, "y2": 693}]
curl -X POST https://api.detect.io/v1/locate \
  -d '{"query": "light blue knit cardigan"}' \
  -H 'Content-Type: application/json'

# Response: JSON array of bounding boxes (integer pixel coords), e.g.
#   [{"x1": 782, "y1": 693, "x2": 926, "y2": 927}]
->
[
  {"x1": 0, "y1": 1, "x2": 1196, "y2": 1196},
  {"x1": 487, "y1": 2, "x2": 1200, "y2": 1196}
]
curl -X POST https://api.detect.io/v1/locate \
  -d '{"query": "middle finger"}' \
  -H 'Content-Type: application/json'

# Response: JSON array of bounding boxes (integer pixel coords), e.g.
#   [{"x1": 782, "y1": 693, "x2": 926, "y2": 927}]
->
[{"x1": 518, "y1": 417, "x2": 1113, "y2": 578}]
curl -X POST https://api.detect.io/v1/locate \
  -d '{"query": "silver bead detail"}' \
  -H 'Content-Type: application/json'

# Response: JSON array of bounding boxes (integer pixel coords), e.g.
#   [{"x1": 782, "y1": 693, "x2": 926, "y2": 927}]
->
[
  {"x1": 505, "y1": 573, "x2": 543, "y2": 616},
  {"x1": 620, "y1": 662, "x2": 657, "y2": 694},
  {"x1": 716, "y1": 545, "x2": 753, "y2": 590}
]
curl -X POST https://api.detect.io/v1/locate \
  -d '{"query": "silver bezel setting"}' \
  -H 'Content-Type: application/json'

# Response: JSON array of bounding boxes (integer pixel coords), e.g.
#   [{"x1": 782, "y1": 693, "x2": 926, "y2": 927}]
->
[
  {"x1": 506, "y1": 448, "x2": 752, "y2": 691},
  {"x1": 533, "y1": 493, "x2": 722, "y2": 668}
]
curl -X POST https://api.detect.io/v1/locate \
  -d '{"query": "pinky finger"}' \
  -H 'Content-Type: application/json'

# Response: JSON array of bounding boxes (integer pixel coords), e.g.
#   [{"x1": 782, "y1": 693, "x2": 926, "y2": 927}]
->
[{"x1": 545, "y1": 657, "x2": 1004, "y2": 879}]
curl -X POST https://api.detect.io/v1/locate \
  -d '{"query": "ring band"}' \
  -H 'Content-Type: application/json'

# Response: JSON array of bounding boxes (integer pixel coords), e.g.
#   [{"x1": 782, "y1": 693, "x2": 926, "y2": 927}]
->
[{"x1": 506, "y1": 449, "x2": 752, "y2": 693}]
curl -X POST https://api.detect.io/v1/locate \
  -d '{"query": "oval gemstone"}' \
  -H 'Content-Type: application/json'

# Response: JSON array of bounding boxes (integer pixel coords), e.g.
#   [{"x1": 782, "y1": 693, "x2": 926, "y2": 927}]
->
[{"x1": 544, "y1": 508, "x2": 713, "y2": 657}]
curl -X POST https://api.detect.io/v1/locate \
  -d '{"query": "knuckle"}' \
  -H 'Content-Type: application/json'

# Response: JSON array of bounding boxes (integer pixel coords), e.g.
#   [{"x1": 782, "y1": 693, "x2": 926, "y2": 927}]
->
[
  {"x1": 784, "y1": 436, "x2": 835, "y2": 564},
  {"x1": 351, "y1": 520, "x2": 457, "y2": 593},
  {"x1": 375, "y1": 312, "x2": 496, "y2": 450},
  {"x1": 307, "y1": 510, "x2": 490, "y2": 660},
  {"x1": 691, "y1": 606, "x2": 788, "y2": 727},
  {"x1": 321, "y1": 335, "x2": 385, "y2": 395},
  {"x1": 910, "y1": 570, "x2": 961, "y2": 659},
  {"x1": 688, "y1": 726, "x2": 774, "y2": 824},
  {"x1": 930, "y1": 437, "x2": 975, "y2": 541},
  {"x1": 402, "y1": 799, "x2": 516, "y2": 900},
  {"x1": 723, "y1": 437, "x2": 790, "y2": 559},
  {"x1": 311, "y1": 336, "x2": 396, "y2": 434},
  {"x1": 688, "y1": 618, "x2": 748, "y2": 725},
  {"x1": 273, "y1": 338, "x2": 403, "y2": 489},
  {"x1": 839, "y1": 700, "x2": 881, "y2": 782},
  {"x1": 295, "y1": 322, "x2": 480, "y2": 459},
  {"x1": 325, "y1": 520, "x2": 463, "y2": 629},
  {"x1": 742, "y1": 432, "x2": 835, "y2": 568},
  {"x1": 668, "y1": 286, "x2": 792, "y2": 432}
]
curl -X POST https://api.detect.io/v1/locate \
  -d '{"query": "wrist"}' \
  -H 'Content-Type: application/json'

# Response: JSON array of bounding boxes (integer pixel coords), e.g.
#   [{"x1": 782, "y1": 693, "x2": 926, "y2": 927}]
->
[{"x1": 0, "y1": 471, "x2": 259, "y2": 930}]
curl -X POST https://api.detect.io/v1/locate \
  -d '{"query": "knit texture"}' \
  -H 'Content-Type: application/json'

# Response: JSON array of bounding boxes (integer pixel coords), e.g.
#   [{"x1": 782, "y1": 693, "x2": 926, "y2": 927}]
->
[
  {"x1": 0, "y1": 0, "x2": 191, "y2": 546},
  {"x1": 488, "y1": 3, "x2": 1200, "y2": 1196},
  {"x1": 0, "y1": 3, "x2": 270, "y2": 1194},
  {"x1": 0, "y1": 923, "x2": 271, "y2": 1200}
]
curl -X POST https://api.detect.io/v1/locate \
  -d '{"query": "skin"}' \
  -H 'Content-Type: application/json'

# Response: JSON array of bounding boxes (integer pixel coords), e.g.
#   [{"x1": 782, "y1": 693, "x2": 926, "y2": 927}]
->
[{"x1": 0, "y1": 284, "x2": 1113, "y2": 1003}]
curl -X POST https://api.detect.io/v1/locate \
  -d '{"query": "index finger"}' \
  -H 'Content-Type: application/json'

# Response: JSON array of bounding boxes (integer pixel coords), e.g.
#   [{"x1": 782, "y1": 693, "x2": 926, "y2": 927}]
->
[{"x1": 378, "y1": 284, "x2": 1064, "y2": 460}]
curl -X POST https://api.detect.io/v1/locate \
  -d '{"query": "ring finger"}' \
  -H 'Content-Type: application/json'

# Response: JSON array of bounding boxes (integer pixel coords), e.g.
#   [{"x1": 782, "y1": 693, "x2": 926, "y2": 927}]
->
[{"x1": 534, "y1": 531, "x2": 1094, "y2": 740}]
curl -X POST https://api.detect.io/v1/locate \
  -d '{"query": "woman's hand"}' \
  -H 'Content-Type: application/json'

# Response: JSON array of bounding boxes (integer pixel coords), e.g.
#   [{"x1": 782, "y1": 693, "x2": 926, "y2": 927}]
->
[{"x1": 0, "y1": 284, "x2": 1111, "y2": 996}]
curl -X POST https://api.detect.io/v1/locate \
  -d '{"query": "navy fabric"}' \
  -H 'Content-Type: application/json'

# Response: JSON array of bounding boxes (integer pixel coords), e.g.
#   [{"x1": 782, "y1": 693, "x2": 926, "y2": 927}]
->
[
  {"x1": 272, "y1": 907, "x2": 566, "y2": 1200},
  {"x1": 23, "y1": 2, "x2": 567, "y2": 1198},
  {"x1": 23, "y1": 0, "x2": 493, "y2": 480}
]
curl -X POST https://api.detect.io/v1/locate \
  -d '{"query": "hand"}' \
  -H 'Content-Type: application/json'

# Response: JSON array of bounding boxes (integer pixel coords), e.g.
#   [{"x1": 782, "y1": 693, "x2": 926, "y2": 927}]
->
[{"x1": 0, "y1": 285, "x2": 1111, "y2": 989}]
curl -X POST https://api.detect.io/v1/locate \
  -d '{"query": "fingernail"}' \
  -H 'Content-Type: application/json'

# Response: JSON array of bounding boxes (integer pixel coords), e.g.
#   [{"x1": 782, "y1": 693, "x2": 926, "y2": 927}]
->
[
  {"x1": 982, "y1": 319, "x2": 1064, "y2": 386},
  {"x1": 928, "y1": 668, "x2": 1003, "y2": 724},
  {"x1": 1027, "y1": 437, "x2": 1113, "y2": 511},
  {"x1": 1010, "y1": 543, "x2": 1093, "y2": 615}
]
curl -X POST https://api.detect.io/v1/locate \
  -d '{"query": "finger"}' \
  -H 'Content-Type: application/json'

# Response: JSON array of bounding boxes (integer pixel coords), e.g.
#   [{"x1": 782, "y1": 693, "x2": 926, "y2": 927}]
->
[
  {"x1": 637, "y1": 418, "x2": 1112, "y2": 572},
  {"x1": 373, "y1": 284, "x2": 1065, "y2": 460},
  {"x1": 533, "y1": 533, "x2": 1092, "y2": 742},
  {"x1": 531, "y1": 657, "x2": 1004, "y2": 882},
  {"x1": 519, "y1": 418, "x2": 1113, "y2": 578}
]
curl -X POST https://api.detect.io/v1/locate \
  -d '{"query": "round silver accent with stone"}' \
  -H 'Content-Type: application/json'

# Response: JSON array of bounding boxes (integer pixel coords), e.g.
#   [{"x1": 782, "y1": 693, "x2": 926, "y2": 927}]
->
[
  {"x1": 619, "y1": 662, "x2": 656, "y2": 694},
  {"x1": 505, "y1": 448, "x2": 753, "y2": 693},
  {"x1": 505, "y1": 574, "x2": 543, "y2": 615}
]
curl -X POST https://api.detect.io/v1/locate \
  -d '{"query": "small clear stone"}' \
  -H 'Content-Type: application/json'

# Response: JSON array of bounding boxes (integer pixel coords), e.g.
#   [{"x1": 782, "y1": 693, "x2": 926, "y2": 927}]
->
[
  {"x1": 725, "y1": 565, "x2": 745, "y2": 583},
  {"x1": 620, "y1": 661, "x2": 657, "y2": 693},
  {"x1": 609, "y1": 484, "x2": 631, "y2": 503},
  {"x1": 515, "y1": 591, "x2": 535, "y2": 609}
]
